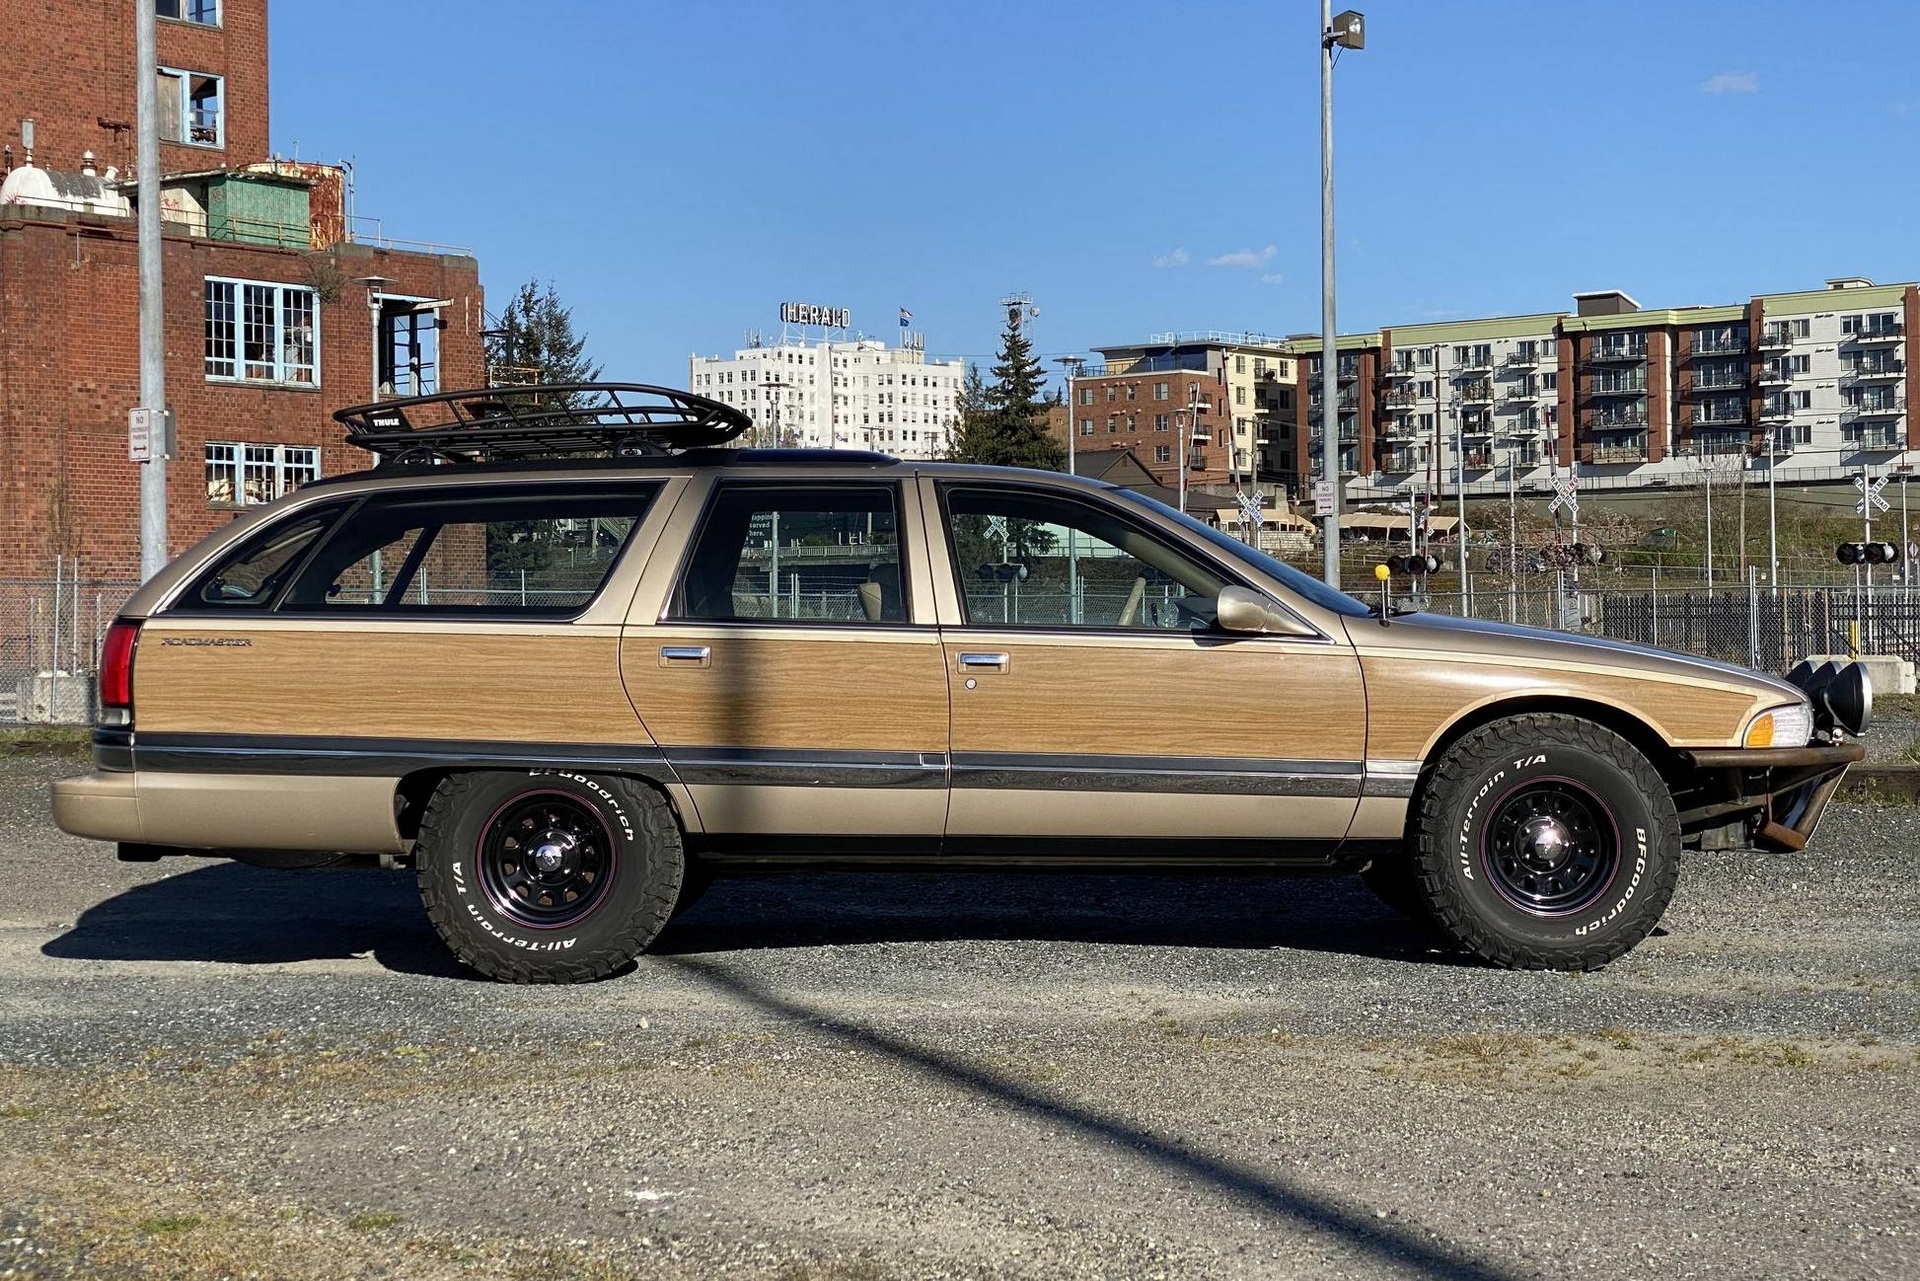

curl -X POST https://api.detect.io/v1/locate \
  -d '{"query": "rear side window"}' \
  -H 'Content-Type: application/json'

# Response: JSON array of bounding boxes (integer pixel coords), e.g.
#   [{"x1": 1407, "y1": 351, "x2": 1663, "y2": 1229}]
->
[
  {"x1": 670, "y1": 483, "x2": 906, "y2": 623},
  {"x1": 280, "y1": 486, "x2": 660, "y2": 615},
  {"x1": 182, "y1": 505, "x2": 347, "y2": 609}
]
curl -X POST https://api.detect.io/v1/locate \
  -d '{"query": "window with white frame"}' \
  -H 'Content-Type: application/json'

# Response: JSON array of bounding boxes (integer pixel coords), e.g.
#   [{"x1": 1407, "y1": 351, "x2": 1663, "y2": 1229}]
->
[
  {"x1": 157, "y1": 67, "x2": 223, "y2": 146},
  {"x1": 156, "y1": 0, "x2": 220, "y2": 25},
  {"x1": 205, "y1": 443, "x2": 320, "y2": 507},
  {"x1": 205, "y1": 278, "x2": 318, "y2": 385}
]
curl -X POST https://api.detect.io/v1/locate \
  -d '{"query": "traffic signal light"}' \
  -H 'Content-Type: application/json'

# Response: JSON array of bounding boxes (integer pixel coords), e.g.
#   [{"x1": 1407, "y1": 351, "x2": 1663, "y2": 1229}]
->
[
  {"x1": 1385, "y1": 553, "x2": 1441, "y2": 576},
  {"x1": 1837, "y1": 542, "x2": 1900, "y2": 566}
]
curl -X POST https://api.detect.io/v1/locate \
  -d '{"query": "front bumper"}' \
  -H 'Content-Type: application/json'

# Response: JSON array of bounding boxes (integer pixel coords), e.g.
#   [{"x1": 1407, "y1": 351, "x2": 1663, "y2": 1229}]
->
[{"x1": 1677, "y1": 742, "x2": 1865, "y2": 852}]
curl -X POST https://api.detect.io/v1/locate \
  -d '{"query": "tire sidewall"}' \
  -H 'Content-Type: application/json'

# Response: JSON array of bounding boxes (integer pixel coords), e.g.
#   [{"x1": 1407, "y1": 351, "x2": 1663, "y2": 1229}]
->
[
  {"x1": 426, "y1": 770, "x2": 661, "y2": 963},
  {"x1": 1430, "y1": 737, "x2": 1664, "y2": 954}
]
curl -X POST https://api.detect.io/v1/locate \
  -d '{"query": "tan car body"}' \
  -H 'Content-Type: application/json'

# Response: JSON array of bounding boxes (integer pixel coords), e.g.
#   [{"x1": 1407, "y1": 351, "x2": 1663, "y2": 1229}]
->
[{"x1": 53, "y1": 459, "x2": 1827, "y2": 869}]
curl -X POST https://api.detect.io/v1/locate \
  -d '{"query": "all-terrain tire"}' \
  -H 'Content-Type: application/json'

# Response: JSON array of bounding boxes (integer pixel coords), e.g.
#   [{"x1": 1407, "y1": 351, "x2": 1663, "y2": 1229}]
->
[
  {"x1": 1411, "y1": 714, "x2": 1679, "y2": 971},
  {"x1": 415, "y1": 771, "x2": 684, "y2": 983}
]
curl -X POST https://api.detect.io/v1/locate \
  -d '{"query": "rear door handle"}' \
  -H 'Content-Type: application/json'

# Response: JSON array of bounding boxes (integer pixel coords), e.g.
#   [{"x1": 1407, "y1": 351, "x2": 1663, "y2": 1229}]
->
[
  {"x1": 957, "y1": 651, "x2": 1010, "y2": 673},
  {"x1": 659, "y1": 645, "x2": 712, "y2": 668}
]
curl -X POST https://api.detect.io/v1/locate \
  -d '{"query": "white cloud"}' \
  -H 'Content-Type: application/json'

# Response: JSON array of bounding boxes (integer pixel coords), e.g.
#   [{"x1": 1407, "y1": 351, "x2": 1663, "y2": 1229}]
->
[
  {"x1": 1152, "y1": 247, "x2": 1190, "y2": 268},
  {"x1": 1208, "y1": 245, "x2": 1277, "y2": 269},
  {"x1": 1702, "y1": 71, "x2": 1758, "y2": 95},
  {"x1": 1259, "y1": 272, "x2": 1285, "y2": 285}
]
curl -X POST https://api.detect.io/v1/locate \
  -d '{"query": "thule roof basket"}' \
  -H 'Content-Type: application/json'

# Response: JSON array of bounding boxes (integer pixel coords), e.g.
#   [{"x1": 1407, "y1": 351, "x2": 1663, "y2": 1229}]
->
[{"x1": 334, "y1": 383, "x2": 752, "y2": 465}]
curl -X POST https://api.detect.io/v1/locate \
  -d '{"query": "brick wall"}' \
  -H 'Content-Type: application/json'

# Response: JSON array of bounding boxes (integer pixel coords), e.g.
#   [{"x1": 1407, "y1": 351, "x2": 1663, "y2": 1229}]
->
[
  {"x1": 1069, "y1": 369, "x2": 1232, "y2": 489},
  {"x1": 0, "y1": 204, "x2": 483, "y2": 578},
  {"x1": 0, "y1": 0, "x2": 270, "y2": 175}
]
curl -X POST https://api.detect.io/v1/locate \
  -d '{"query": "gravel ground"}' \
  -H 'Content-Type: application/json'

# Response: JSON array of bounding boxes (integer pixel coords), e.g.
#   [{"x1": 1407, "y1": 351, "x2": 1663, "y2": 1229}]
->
[{"x1": 1, "y1": 754, "x2": 1916, "y2": 1281}]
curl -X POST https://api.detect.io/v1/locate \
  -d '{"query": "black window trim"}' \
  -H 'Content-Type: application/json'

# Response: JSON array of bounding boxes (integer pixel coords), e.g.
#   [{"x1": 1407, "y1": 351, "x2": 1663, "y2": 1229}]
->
[
  {"x1": 167, "y1": 481, "x2": 663, "y2": 623},
  {"x1": 932, "y1": 478, "x2": 1330, "y2": 643},
  {"x1": 661, "y1": 476, "x2": 921, "y2": 630}
]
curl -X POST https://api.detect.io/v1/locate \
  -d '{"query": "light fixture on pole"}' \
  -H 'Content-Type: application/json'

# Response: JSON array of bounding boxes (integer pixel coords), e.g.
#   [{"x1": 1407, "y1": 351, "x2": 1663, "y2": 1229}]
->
[
  {"x1": 1053, "y1": 355, "x2": 1088, "y2": 623},
  {"x1": 354, "y1": 275, "x2": 393, "y2": 401},
  {"x1": 1053, "y1": 356, "x2": 1086, "y2": 475},
  {"x1": 1318, "y1": 4, "x2": 1365, "y2": 589}
]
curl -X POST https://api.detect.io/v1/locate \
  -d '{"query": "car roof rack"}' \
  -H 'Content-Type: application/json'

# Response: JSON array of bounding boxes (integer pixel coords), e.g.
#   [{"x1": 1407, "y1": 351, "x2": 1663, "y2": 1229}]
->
[{"x1": 333, "y1": 383, "x2": 752, "y2": 465}]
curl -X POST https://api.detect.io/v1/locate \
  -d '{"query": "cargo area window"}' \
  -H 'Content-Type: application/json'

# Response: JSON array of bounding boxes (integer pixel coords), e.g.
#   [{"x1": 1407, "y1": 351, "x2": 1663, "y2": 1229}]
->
[
  {"x1": 182, "y1": 506, "x2": 346, "y2": 609},
  {"x1": 671, "y1": 484, "x2": 906, "y2": 624}
]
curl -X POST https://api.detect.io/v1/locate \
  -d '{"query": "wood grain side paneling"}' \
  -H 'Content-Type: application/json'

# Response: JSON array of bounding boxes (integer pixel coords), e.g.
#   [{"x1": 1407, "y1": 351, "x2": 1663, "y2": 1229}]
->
[
  {"x1": 622, "y1": 629, "x2": 949, "y2": 752},
  {"x1": 137, "y1": 623, "x2": 649, "y2": 743},
  {"x1": 1359, "y1": 654, "x2": 1763, "y2": 759},
  {"x1": 946, "y1": 636, "x2": 1367, "y2": 762}
]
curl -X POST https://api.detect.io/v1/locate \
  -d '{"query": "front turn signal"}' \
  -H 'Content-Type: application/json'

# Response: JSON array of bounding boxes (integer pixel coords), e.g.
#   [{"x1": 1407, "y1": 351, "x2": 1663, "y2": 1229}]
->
[{"x1": 1743, "y1": 713, "x2": 1775, "y2": 749}]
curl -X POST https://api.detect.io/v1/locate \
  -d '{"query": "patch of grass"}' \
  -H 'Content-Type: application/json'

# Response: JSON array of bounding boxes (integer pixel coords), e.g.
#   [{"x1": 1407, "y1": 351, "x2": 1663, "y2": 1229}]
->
[
  {"x1": 0, "y1": 726, "x2": 90, "y2": 758},
  {"x1": 346, "y1": 1210, "x2": 402, "y2": 1232},
  {"x1": 140, "y1": 1214, "x2": 201, "y2": 1235},
  {"x1": 0, "y1": 1103, "x2": 43, "y2": 1119}
]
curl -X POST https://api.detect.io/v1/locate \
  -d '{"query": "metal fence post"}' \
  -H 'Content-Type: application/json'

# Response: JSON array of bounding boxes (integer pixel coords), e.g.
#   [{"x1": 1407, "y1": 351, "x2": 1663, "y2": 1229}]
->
[{"x1": 1748, "y1": 565, "x2": 1759, "y2": 669}]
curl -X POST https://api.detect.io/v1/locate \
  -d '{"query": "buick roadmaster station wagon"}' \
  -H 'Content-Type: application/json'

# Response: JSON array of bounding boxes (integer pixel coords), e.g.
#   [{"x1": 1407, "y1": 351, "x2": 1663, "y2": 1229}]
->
[{"x1": 52, "y1": 384, "x2": 1870, "y2": 983}]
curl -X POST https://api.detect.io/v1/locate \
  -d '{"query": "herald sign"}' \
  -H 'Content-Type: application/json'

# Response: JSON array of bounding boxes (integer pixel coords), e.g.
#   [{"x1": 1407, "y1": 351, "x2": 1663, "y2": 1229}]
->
[{"x1": 780, "y1": 302, "x2": 851, "y2": 328}]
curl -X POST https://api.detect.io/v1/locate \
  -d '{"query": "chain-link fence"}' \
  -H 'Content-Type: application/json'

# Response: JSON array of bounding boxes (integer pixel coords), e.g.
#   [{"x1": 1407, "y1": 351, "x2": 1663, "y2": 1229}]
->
[{"x1": 0, "y1": 573, "x2": 137, "y2": 725}]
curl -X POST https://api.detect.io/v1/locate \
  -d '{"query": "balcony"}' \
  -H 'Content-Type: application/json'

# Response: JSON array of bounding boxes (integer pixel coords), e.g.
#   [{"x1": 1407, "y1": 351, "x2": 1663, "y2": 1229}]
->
[
  {"x1": 1589, "y1": 411, "x2": 1650, "y2": 430},
  {"x1": 1844, "y1": 424, "x2": 1903, "y2": 450},
  {"x1": 1503, "y1": 382, "x2": 1536, "y2": 401},
  {"x1": 1453, "y1": 355, "x2": 1495, "y2": 375},
  {"x1": 1849, "y1": 325, "x2": 1905, "y2": 346},
  {"x1": 1586, "y1": 440, "x2": 1650, "y2": 464},
  {"x1": 1380, "y1": 416, "x2": 1424, "y2": 440},
  {"x1": 1377, "y1": 449, "x2": 1425, "y2": 473},
  {"x1": 1587, "y1": 341, "x2": 1647, "y2": 363},
  {"x1": 1456, "y1": 381, "x2": 1496, "y2": 404},
  {"x1": 1844, "y1": 361, "x2": 1905, "y2": 383},
  {"x1": 1308, "y1": 393, "x2": 1360, "y2": 412},
  {"x1": 1757, "y1": 365, "x2": 1793, "y2": 387},
  {"x1": 1695, "y1": 407, "x2": 1748, "y2": 427},
  {"x1": 1675, "y1": 432, "x2": 1753, "y2": 459},
  {"x1": 1503, "y1": 349, "x2": 1542, "y2": 369},
  {"x1": 1692, "y1": 335, "x2": 1747, "y2": 357},
  {"x1": 1380, "y1": 387, "x2": 1420, "y2": 409},
  {"x1": 1758, "y1": 328, "x2": 1794, "y2": 351},
  {"x1": 1691, "y1": 371, "x2": 1747, "y2": 391},
  {"x1": 1463, "y1": 451, "x2": 1497, "y2": 470},
  {"x1": 1459, "y1": 418, "x2": 1498, "y2": 438},
  {"x1": 1589, "y1": 377, "x2": 1647, "y2": 396},
  {"x1": 1843, "y1": 402, "x2": 1904, "y2": 421},
  {"x1": 1762, "y1": 399, "x2": 1796, "y2": 420},
  {"x1": 1381, "y1": 362, "x2": 1417, "y2": 381}
]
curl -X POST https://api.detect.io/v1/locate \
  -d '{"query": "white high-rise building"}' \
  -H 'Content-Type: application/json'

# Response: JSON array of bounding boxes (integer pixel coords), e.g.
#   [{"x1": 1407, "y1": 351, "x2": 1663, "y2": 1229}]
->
[{"x1": 689, "y1": 335, "x2": 964, "y2": 459}]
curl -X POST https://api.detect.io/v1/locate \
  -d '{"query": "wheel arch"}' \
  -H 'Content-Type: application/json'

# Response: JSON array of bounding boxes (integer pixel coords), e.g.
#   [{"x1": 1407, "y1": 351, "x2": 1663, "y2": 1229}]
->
[{"x1": 393, "y1": 765, "x2": 699, "y2": 846}]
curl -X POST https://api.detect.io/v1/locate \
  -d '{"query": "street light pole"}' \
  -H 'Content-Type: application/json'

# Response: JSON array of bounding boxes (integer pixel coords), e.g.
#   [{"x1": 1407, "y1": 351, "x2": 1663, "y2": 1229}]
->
[
  {"x1": 1319, "y1": 6, "x2": 1365, "y2": 588},
  {"x1": 135, "y1": 0, "x2": 167, "y2": 579},
  {"x1": 1053, "y1": 356, "x2": 1086, "y2": 476},
  {"x1": 1054, "y1": 355, "x2": 1087, "y2": 624}
]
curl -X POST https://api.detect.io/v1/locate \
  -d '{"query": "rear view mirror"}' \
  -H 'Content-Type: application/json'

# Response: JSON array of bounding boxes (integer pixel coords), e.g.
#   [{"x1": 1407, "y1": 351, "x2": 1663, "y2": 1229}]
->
[{"x1": 1215, "y1": 585, "x2": 1317, "y2": 638}]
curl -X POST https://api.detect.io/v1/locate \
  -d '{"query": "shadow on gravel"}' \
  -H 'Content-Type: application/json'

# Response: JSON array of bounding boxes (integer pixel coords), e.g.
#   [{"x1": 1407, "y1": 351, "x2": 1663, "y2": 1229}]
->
[
  {"x1": 673, "y1": 954, "x2": 1523, "y2": 1281},
  {"x1": 43, "y1": 863, "x2": 1455, "y2": 975}
]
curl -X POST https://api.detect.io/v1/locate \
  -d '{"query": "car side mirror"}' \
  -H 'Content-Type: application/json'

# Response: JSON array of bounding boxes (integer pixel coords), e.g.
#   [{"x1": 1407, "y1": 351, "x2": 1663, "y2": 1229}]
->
[{"x1": 1215, "y1": 584, "x2": 1317, "y2": 637}]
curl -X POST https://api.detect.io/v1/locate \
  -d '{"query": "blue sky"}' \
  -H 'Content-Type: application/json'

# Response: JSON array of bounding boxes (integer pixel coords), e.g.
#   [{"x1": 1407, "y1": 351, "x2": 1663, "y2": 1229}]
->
[{"x1": 273, "y1": 1, "x2": 1920, "y2": 386}]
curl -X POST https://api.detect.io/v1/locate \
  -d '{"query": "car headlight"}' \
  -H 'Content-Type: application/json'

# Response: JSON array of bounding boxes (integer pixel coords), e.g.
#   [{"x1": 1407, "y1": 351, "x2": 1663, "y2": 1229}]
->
[{"x1": 1744, "y1": 701, "x2": 1813, "y2": 749}]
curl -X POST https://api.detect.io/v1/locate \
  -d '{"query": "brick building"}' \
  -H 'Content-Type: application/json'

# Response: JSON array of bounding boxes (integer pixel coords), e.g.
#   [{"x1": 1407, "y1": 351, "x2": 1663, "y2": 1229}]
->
[{"x1": 0, "y1": 0, "x2": 484, "y2": 580}]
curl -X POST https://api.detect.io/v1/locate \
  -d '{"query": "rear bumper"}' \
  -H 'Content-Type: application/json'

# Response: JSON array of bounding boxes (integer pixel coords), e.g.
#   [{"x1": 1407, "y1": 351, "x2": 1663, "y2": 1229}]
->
[
  {"x1": 50, "y1": 770, "x2": 144, "y2": 843},
  {"x1": 1677, "y1": 742, "x2": 1864, "y2": 852},
  {"x1": 51, "y1": 769, "x2": 408, "y2": 853}
]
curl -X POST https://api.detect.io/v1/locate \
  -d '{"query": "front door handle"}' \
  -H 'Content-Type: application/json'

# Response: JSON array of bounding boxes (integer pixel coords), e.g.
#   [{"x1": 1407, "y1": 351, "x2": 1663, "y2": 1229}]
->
[
  {"x1": 659, "y1": 645, "x2": 712, "y2": 668},
  {"x1": 957, "y1": 651, "x2": 1010, "y2": 673}
]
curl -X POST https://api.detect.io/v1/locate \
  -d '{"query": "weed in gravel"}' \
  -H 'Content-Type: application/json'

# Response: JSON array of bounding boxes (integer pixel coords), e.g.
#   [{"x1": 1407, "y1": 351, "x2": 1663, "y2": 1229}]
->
[
  {"x1": 347, "y1": 1210, "x2": 403, "y2": 1232},
  {"x1": 139, "y1": 1215, "x2": 201, "y2": 1235}
]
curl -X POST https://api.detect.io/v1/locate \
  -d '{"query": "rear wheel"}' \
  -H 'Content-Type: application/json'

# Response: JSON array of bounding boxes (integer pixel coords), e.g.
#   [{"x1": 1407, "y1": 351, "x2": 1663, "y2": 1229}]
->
[
  {"x1": 1411, "y1": 714, "x2": 1679, "y2": 971},
  {"x1": 415, "y1": 771, "x2": 683, "y2": 983}
]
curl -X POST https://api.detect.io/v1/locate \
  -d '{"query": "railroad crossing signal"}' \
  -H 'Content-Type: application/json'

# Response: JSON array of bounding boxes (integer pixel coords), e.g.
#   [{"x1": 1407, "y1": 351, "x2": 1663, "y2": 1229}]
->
[
  {"x1": 1549, "y1": 474, "x2": 1579, "y2": 517},
  {"x1": 1837, "y1": 542, "x2": 1901, "y2": 566},
  {"x1": 1235, "y1": 487, "x2": 1266, "y2": 530},
  {"x1": 1855, "y1": 473, "x2": 1891, "y2": 514}
]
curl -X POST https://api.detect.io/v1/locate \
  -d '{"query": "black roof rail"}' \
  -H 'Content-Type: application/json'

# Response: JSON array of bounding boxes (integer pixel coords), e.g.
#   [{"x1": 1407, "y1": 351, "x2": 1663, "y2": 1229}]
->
[{"x1": 333, "y1": 383, "x2": 752, "y2": 465}]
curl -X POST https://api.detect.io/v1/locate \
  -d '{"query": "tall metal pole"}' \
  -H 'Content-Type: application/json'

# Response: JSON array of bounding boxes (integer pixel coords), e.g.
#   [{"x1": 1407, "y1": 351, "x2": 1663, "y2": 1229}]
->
[
  {"x1": 1318, "y1": 0, "x2": 1340, "y2": 589},
  {"x1": 1507, "y1": 448, "x2": 1518, "y2": 624},
  {"x1": 1455, "y1": 407, "x2": 1469, "y2": 611},
  {"x1": 1767, "y1": 434, "x2": 1779, "y2": 592},
  {"x1": 1704, "y1": 467, "x2": 1714, "y2": 591},
  {"x1": 136, "y1": 0, "x2": 168, "y2": 579},
  {"x1": 1054, "y1": 356, "x2": 1086, "y2": 624}
]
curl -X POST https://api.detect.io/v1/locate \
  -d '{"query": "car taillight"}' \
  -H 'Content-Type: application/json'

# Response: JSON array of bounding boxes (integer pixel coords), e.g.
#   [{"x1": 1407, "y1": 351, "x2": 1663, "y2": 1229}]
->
[{"x1": 100, "y1": 620, "x2": 140, "y2": 720}]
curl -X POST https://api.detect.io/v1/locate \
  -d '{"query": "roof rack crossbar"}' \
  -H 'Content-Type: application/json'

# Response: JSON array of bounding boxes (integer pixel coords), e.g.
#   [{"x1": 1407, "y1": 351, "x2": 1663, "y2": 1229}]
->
[{"x1": 334, "y1": 382, "x2": 752, "y2": 465}]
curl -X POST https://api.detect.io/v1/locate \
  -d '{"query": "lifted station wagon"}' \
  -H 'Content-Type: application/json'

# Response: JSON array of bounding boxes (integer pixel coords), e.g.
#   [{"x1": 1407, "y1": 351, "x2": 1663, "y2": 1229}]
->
[{"x1": 53, "y1": 385, "x2": 1869, "y2": 982}]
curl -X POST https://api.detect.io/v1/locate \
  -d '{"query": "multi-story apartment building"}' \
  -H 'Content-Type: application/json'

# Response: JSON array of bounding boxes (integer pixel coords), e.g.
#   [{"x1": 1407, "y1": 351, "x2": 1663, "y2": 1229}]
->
[
  {"x1": 1260, "y1": 277, "x2": 1920, "y2": 501},
  {"x1": 688, "y1": 335, "x2": 963, "y2": 458},
  {"x1": 0, "y1": 0, "x2": 484, "y2": 579},
  {"x1": 1073, "y1": 333, "x2": 1297, "y2": 490}
]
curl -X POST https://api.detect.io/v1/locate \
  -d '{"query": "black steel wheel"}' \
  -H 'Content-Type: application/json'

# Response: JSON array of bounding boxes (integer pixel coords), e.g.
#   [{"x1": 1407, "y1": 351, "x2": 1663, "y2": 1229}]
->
[
  {"x1": 415, "y1": 771, "x2": 684, "y2": 983},
  {"x1": 476, "y1": 790, "x2": 617, "y2": 929},
  {"x1": 1409, "y1": 713, "x2": 1679, "y2": 971}
]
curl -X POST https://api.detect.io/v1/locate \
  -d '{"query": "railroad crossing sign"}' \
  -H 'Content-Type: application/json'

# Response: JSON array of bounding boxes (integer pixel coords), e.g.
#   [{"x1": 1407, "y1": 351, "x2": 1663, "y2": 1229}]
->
[
  {"x1": 1549, "y1": 474, "x2": 1580, "y2": 517},
  {"x1": 1235, "y1": 487, "x2": 1266, "y2": 530},
  {"x1": 1855, "y1": 472, "x2": 1890, "y2": 514}
]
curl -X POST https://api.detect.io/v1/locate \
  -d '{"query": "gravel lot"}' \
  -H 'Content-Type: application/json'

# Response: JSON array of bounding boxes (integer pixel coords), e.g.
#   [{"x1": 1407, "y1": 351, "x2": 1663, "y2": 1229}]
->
[{"x1": 1, "y1": 754, "x2": 1916, "y2": 1280}]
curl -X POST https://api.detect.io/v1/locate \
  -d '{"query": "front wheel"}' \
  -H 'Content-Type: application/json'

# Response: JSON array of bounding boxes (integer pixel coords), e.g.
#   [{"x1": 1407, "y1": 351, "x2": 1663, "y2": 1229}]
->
[
  {"x1": 1411, "y1": 714, "x2": 1679, "y2": 971},
  {"x1": 415, "y1": 771, "x2": 684, "y2": 983}
]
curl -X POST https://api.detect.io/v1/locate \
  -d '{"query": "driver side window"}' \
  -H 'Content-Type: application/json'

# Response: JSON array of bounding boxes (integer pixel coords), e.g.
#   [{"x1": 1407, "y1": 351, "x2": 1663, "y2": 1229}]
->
[{"x1": 941, "y1": 485, "x2": 1228, "y2": 631}]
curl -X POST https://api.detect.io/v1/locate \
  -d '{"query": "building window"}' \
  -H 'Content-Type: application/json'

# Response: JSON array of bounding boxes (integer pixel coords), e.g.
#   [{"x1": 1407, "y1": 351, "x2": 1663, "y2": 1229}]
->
[
  {"x1": 1234, "y1": 386, "x2": 1246, "y2": 405},
  {"x1": 1079, "y1": 388, "x2": 1094, "y2": 405},
  {"x1": 1155, "y1": 444, "x2": 1172, "y2": 463},
  {"x1": 1079, "y1": 419, "x2": 1094, "y2": 435},
  {"x1": 156, "y1": 0, "x2": 220, "y2": 25},
  {"x1": 1542, "y1": 371, "x2": 1558, "y2": 391},
  {"x1": 1154, "y1": 414, "x2": 1169, "y2": 432},
  {"x1": 205, "y1": 443, "x2": 319, "y2": 507},
  {"x1": 1154, "y1": 382, "x2": 1170, "y2": 401},
  {"x1": 157, "y1": 67, "x2": 223, "y2": 147},
  {"x1": 205, "y1": 278, "x2": 319, "y2": 385},
  {"x1": 1105, "y1": 386, "x2": 1117, "y2": 402},
  {"x1": 1107, "y1": 416, "x2": 1118, "y2": 434}
]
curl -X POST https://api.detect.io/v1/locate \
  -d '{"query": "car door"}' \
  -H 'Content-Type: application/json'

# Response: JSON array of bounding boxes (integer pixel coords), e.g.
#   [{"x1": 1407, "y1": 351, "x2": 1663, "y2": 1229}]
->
[
  {"x1": 924, "y1": 475, "x2": 1367, "y2": 853},
  {"x1": 619, "y1": 474, "x2": 949, "y2": 847}
]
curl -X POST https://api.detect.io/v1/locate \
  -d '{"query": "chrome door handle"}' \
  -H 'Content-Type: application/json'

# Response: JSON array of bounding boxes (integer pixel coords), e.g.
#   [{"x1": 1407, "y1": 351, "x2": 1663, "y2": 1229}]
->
[
  {"x1": 659, "y1": 645, "x2": 712, "y2": 668},
  {"x1": 957, "y1": 651, "x2": 1010, "y2": 672}
]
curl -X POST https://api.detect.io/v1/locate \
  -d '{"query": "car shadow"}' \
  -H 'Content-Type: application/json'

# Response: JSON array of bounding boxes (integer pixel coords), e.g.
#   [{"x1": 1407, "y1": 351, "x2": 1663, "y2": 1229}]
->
[{"x1": 42, "y1": 861, "x2": 1460, "y2": 977}]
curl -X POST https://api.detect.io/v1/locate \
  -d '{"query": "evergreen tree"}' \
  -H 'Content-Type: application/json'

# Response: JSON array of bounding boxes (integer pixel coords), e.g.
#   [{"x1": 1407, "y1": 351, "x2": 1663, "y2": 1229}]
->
[
  {"x1": 948, "y1": 308, "x2": 1067, "y2": 471},
  {"x1": 484, "y1": 280, "x2": 601, "y2": 404}
]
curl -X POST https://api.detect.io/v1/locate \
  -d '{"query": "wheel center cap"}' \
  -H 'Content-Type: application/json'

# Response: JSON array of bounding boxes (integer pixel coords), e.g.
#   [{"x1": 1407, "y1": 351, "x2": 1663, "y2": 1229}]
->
[
  {"x1": 1518, "y1": 816, "x2": 1572, "y2": 868},
  {"x1": 531, "y1": 836, "x2": 572, "y2": 873}
]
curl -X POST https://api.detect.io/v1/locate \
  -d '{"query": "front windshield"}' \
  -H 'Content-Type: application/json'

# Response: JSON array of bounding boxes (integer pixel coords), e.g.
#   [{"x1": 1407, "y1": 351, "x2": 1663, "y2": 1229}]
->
[{"x1": 1110, "y1": 487, "x2": 1373, "y2": 619}]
